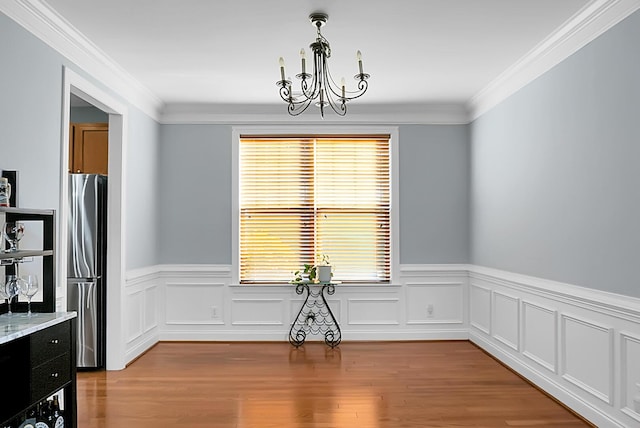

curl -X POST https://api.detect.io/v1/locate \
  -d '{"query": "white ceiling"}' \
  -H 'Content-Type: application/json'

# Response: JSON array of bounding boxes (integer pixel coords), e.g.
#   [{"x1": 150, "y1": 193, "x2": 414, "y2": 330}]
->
[{"x1": 18, "y1": 0, "x2": 636, "y2": 120}]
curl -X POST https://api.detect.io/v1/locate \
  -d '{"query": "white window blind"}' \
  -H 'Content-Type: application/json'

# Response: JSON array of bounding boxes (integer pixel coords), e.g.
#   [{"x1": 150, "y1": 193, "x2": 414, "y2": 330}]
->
[{"x1": 239, "y1": 135, "x2": 391, "y2": 284}]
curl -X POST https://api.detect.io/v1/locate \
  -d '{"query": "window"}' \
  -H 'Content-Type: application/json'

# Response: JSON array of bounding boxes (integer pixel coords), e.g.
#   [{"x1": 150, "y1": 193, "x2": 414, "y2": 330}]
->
[{"x1": 239, "y1": 135, "x2": 391, "y2": 284}]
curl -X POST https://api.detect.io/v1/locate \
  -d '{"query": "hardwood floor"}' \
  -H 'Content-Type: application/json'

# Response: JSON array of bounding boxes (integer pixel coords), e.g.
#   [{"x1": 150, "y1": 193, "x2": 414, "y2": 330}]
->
[{"x1": 77, "y1": 341, "x2": 591, "y2": 427}]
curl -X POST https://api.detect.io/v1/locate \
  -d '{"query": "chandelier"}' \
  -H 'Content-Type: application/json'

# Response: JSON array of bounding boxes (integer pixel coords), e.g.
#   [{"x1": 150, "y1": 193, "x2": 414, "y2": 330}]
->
[{"x1": 276, "y1": 13, "x2": 370, "y2": 118}]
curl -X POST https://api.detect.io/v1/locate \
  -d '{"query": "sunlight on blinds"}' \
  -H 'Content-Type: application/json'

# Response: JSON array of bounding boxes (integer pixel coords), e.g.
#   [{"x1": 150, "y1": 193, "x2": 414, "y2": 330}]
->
[{"x1": 240, "y1": 135, "x2": 390, "y2": 283}]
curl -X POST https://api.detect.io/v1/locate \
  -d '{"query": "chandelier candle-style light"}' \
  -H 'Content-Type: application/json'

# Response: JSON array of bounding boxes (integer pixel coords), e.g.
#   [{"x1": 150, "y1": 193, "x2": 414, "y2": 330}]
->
[{"x1": 277, "y1": 13, "x2": 370, "y2": 118}]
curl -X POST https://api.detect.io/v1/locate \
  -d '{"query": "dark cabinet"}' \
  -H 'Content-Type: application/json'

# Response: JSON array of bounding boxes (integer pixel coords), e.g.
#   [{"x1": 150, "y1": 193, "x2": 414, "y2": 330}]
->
[
  {"x1": 0, "y1": 337, "x2": 30, "y2": 422},
  {"x1": 30, "y1": 321, "x2": 73, "y2": 404},
  {"x1": 30, "y1": 321, "x2": 71, "y2": 366},
  {"x1": 0, "y1": 317, "x2": 77, "y2": 426}
]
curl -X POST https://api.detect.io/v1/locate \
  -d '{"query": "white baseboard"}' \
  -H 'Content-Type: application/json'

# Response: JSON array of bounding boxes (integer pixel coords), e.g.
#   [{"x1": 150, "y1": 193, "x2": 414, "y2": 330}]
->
[
  {"x1": 159, "y1": 328, "x2": 469, "y2": 343},
  {"x1": 125, "y1": 332, "x2": 159, "y2": 365}
]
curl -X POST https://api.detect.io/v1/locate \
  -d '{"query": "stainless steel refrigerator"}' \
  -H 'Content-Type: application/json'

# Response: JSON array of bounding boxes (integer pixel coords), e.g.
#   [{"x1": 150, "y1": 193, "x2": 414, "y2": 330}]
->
[{"x1": 67, "y1": 174, "x2": 107, "y2": 369}]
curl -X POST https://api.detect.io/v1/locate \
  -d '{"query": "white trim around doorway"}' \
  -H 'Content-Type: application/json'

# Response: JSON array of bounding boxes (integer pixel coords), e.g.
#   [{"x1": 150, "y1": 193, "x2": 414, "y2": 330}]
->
[{"x1": 60, "y1": 66, "x2": 128, "y2": 370}]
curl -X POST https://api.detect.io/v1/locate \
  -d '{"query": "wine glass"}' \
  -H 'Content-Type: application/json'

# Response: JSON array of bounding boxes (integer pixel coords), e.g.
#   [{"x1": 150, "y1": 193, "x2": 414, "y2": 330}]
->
[
  {"x1": 20, "y1": 274, "x2": 39, "y2": 316},
  {"x1": 2, "y1": 222, "x2": 25, "y2": 252},
  {"x1": 4, "y1": 275, "x2": 21, "y2": 314},
  {"x1": 0, "y1": 275, "x2": 8, "y2": 315}
]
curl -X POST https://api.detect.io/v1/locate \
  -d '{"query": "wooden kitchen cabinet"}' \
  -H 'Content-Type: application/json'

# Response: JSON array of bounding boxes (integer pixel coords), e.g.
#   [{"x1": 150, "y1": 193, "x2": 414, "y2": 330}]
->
[{"x1": 69, "y1": 122, "x2": 109, "y2": 175}]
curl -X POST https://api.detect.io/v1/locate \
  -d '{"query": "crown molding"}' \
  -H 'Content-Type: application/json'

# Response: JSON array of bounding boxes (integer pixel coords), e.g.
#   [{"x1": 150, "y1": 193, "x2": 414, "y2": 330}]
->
[
  {"x1": 0, "y1": 0, "x2": 164, "y2": 122},
  {"x1": 160, "y1": 102, "x2": 470, "y2": 125},
  {"x1": 468, "y1": 0, "x2": 640, "y2": 121},
  {"x1": 5, "y1": 0, "x2": 639, "y2": 125}
]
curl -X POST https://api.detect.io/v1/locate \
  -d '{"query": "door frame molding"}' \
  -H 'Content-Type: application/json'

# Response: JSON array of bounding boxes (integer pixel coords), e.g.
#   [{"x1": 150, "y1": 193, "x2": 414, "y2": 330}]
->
[{"x1": 61, "y1": 66, "x2": 128, "y2": 370}]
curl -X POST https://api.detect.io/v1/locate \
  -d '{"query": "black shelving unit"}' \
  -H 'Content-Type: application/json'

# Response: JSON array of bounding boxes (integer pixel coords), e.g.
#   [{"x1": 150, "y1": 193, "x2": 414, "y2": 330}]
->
[{"x1": 0, "y1": 207, "x2": 56, "y2": 314}]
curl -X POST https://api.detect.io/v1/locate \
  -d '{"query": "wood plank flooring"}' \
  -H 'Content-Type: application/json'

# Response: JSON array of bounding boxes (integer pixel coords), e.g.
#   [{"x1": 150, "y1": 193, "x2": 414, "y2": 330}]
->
[{"x1": 77, "y1": 341, "x2": 592, "y2": 427}]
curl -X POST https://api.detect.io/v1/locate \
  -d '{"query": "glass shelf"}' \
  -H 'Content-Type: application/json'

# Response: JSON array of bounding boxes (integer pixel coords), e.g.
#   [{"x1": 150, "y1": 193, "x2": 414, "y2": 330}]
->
[{"x1": 0, "y1": 249, "x2": 54, "y2": 265}]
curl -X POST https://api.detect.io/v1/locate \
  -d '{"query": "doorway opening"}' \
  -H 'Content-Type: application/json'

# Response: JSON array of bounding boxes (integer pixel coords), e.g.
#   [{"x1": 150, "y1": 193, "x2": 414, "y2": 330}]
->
[
  {"x1": 61, "y1": 67, "x2": 127, "y2": 370},
  {"x1": 67, "y1": 93, "x2": 109, "y2": 369}
]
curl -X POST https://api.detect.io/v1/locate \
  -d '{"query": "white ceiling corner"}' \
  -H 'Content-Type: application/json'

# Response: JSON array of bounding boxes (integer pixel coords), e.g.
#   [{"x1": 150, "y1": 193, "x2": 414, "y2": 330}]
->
[
  {"x1": 0, "y1": 0, "x2": 164, "y2": 121},
  {"x1": 468, "y1": 0, "x2": 640, "y2": 120}
]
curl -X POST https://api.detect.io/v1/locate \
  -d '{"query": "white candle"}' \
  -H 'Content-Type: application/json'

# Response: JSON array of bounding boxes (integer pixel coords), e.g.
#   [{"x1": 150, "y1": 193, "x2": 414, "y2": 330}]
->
[
  {"x1": 279, "y1": 57, "x2": 286, "y2": 81},
  {"x1": 357, "y1": 50, "x2": 363, "y2": 75},
  {"x1": 300, "y1": 49, "x2": 306, "y2": 74}
]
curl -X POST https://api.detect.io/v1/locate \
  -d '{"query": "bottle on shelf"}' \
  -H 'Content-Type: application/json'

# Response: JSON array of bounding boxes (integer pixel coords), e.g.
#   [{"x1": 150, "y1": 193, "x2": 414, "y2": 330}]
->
[
  {"x1": 34, "y1": 402, "x2": 49, "y2": 428},
  {"x1": 51, "y1": 397, "x2": 63, "y2": 428},
  {"x1": 45, "y1": 400, "x2": 55, "y2": 428}
]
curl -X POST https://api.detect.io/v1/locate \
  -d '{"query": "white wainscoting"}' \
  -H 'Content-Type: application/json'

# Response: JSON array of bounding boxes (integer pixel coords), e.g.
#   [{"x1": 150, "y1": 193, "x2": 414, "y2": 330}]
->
[
  {"x1": 124, "y1": 266, "x2": 160, "y2": 364},
  {"x1": 468, "y1": 266, "x2": 640, "y2": 428},
  {"x1": 121, "y1": 262, "x2": 640, "y2": 426},
  {"x1": 153, "y1": 264, "x2": 469, "y2": 342}
]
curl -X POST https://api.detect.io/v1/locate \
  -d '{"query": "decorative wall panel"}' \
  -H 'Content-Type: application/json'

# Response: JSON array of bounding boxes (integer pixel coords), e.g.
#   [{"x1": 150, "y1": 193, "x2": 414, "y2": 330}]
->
[
  {"x1": 405, "y1": 282, "x2": 464, "y2": 324},
  {"x1": 621, "y1": 332, "x2": 640, "y2": 421},
  {"x1": 144, "y1": 286, "x2": 157, "y2": 333},
  {"x1": 470, "y1": 284, "x2": 491, "y2": 334},
  {"x1": 522, "y1": 301, "x2": 557, "y2": 372},
  {"x1": 561, "y1": 315, "x2": 613, "y2": 404},
  {"x1": 492, "y1": 291, "x2": 519, "y2": 351},
  {"x1": 126, "y1": 290, "x2": 143, "y2": 343},
  {"x1": 231, "y1": 299, "x2": 285, "y2": 326},
  {"x1": 165, "y1": 282, "x2": 225, "y2": 325},
  {"x1": 347, "y1": 298, "x2": 400, "y2": 325}
]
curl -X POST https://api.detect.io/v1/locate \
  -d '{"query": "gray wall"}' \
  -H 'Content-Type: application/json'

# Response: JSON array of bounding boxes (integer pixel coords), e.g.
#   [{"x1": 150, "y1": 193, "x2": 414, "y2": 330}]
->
[
  {"x1": 399, "y1": 125, "x2": 470, "y2": 263},
  {"x1": 70, "y1": 106, "x2": 108, "y2": 123},
  {"x1": 471, "y1": 10, "x2": 640, "y2": 297},
  {"x1": 0, "y1": 11, "x2": 161, "y2": 270},
  {"x1": 0, "y1": 12, "x2": 67, "y2": 210},
  {"x1": 125, "y1": 109, "x2": 161, "y2": 268},
  {"x1": 158, "y1": 124, "x2": 233, "y2": 264},
  {"x1": 158, "y1": 124, "x2": 470, "y2": 265}
]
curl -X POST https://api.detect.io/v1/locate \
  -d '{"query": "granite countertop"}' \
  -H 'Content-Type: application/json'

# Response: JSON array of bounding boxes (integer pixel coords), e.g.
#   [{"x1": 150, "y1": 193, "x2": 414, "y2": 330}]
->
[{"x1": 0, "y1": 312, "x2": 77, "y2": 345}]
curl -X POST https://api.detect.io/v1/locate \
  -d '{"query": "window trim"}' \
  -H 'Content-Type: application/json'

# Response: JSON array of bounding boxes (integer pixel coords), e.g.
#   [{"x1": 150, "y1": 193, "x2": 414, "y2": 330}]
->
[{"x1": 232, "y1": 126, "x2": 400, "y2": 285}]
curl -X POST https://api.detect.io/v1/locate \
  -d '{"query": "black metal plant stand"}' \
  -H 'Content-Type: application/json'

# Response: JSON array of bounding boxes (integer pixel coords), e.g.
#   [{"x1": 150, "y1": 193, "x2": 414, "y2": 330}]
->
[{"x1": 289, "y1": 282, "x2": 341, "y2": 348}]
